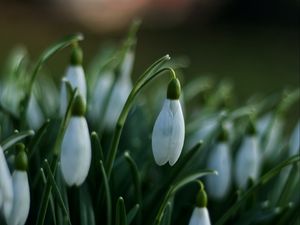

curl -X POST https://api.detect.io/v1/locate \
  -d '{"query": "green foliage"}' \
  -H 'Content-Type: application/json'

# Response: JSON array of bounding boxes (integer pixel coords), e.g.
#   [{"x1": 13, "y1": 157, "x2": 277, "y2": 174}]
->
[{"x1": 0, "y1": 22, "x2": 299, "y2": 225}]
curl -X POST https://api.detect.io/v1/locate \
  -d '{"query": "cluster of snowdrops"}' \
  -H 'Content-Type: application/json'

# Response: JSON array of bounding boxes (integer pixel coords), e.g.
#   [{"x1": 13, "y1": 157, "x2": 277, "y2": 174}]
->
[{"x1": 0, "y1": 23, "x2": 299, "y2": 225}]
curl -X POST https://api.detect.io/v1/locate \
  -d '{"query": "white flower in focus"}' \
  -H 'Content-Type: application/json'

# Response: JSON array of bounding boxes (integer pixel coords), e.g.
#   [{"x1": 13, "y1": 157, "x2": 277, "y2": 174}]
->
[
  {"x1": 235, "y1": 135, "x2": 261, "y2": 189},
  {"x1": 60, "y1": 95, "x2": 91, "y2": 186},
  {"x1": 188, "y1": 207, "x2": 211, "y2": 225},
  {"x1": 152, "y1": 78, "x2": 185, "y2": 166},
  {"x1": 60, "y1": 45, "x2": 87, "y2": 117},
  {"x1": 6, "y1": 144, "x2": 30, "y2": 225},
  {"x1": 0, "y1": 146, "x2": 13, "y2": 219},
  {"x1": 289, "y1": 121, "x2": 300, "y2": 156},
  {"x1": 206, "y1": 130, "x2": 231, "y2": 199}
]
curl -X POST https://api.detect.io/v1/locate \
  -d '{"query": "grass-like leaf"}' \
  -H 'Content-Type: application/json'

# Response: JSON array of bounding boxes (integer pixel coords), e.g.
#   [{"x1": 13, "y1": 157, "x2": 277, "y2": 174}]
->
[{"x1": 1, "y1": 129, "x2": 35, "y2": 151}]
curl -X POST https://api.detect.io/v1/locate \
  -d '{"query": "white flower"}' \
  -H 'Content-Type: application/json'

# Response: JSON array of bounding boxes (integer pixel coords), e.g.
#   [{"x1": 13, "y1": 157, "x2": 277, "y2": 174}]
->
[
  {"x1": 88, "y1": 50, "x2": 134, "y2": 130},
  {"x1": 60, "y1": 65, "x2": 87, "y2": 117},
  {"x1": 289, "y1": 121, "x2": 300, "y2": 156},
  {"x1": 61, "y1": 116, "x2": 91, "y2": 186},
  {"x1": 0, "y1": 146, "x2": 13, "y2": 219},
  {"x1": 7, "y1": 171, "x2": 30, "y2": 225},
  {"x1": 235, "y1": 135, "x2": 261, "y2": 189},
  {"x1": 26, "y1": 94, "x2": 44, "y2": 130},
  {"x1": 152, "y1": 99, "x2": 185, "y2": 166},
  {"x1": 188, "y1": 207, "x2": 211, "y2": 225},
  {"x1": 206, "y1": 142, "x2": 232, "y2": 199}
]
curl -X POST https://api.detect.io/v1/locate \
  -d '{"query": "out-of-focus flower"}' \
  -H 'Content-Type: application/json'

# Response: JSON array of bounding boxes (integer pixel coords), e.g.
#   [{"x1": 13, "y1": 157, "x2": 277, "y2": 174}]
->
[
  {"x1": 0, "y1": 145, "x2": 13, "y2": 220},
  {"x1": 152, "y1": 77, "x2": 185, "y2": 166},
  {"x1": 60, "y1": 44, "x2": 87, "y2": 117},
  {"x1": 7, "y1": 144, "x2": 30, "y2": 225},
  {"x1": 188, "y1": 181, "x2": 211, "y2": 225},
  {"x1": 206, "y1": 126, "x2": 231, "y2": 199},
  {"x1": 26, "y1": 95, "x2": 44, "y2": 130},
  {"x1": 235, "y1": 120, "x2": 261, "y2": 189},
  {"x1": 60, "y1": 95, "x2": 91, "y2": 186},
  {"x1": 89, "y1": 49, "x2": 134, "y2": 130}
]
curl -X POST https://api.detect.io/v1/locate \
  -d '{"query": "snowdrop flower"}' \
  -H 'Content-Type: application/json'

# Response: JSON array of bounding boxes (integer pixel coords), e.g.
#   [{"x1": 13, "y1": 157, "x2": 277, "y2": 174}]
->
[
  {"x1": 289, "y1": 120, "x2": 300, "y2": 156},
  {"x1": 7, "y1": 144, "x2": 30, "y2": 225},
  {"x1": 26, "y1": 94, "x2": 44, "y2": 130},
  {"x1": 60, "y1": 44, "x2": 87, "y2": 117},
  {"x1": 61, "y1": 95, "x2": 91, "y2": 186},
  {"x1": 152, "y1": 77, "x2": 185, "y2": 166},
  {"x1": 188, "y1": 182, "x2": 211, "y2": 225},
  {"x1": 206, "y1": 126, "x2": 232, "y2": 199},
  {"x1": 235, "y1": 120, "x2": 261, "y2": 189},
  {"x1": 0, "y1": 145, "x2": 13, "y2": 220},
  {"x1": 89, "y1": 50, "x2": 134, "y2": 129}
]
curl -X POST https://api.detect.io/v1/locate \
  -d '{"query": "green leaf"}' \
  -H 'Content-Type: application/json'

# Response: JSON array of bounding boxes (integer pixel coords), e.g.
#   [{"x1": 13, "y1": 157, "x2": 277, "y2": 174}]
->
[
  {"x1": 28, "y1": 119, "x2": 50, "y2": 159},
  {"x1": 1, "y1": 129, "x2": 35, "y2": 151},
  {"x1": 160, "y1": 201, "x2": 173, "y2": 225},
  {"x1": 115, "y1": 197, "x2": 128, "y2": 225},
  {"x1": 216, "y1": 155, "x2": 300, "y2": 225},
  {"x1": 79, "y1": 185, "x2": 96, "y2": 225},
  {"x1": 127, "y1": 204, "x2": 140, "y2": 225},
  {"x1": 43, "y1": 159, "x2": 72, "y2": 225},
  {"x1": 91, "y1": 131, "x2": 104, "y2": 162},
  {"x1": 99, "y1": 160, "x2": 112, "y2": 225},
  {"x1": 124, "y1": 151, "x2": 142, "y2": 207}
]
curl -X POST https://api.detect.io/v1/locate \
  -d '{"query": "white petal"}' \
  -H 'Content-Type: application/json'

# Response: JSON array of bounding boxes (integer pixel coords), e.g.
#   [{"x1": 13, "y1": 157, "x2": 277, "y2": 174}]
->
[
  {"x1": 26, "y1": 95, "x2": 44, "y2": 130},
  {"x1": 263, "y1": 117, "x2": 283, "y2": 159},
  {"x1": 7, "y1": 171, "x2": 30, "y2": 225},
  {"x1": 206, "y1": 142, "x2": 231, "y2": 199},
  {"x1": 60, "y1": 66, "x2": 87, "y2": 116},
  {"x1": 188, "y1": 207, "x2": 211, "y2": 225},
  {"x1": 235, "y1": 136, "x2": 261, "y2": 189},
  {"x1": 120, "y1": 51, "x2": 134, "y2": 80},
  {"x1": 289, "y1": 121, "x2": 300, "y2": 156},
  {"x1": 152, "y1": 100, "x2": 185, "y2": 166},
  {"x1": 88, "y1": 72, "x2": 113, "y2": 123},
  {"x1": 104, "y1": 75, "x2": 132, "y2": 130},
  {"x1": 0, "y1": 147, "x2": 13, "y2": 218},
  {"x1": 61, "y1": 117, "x2": 91, "y2": 186}
]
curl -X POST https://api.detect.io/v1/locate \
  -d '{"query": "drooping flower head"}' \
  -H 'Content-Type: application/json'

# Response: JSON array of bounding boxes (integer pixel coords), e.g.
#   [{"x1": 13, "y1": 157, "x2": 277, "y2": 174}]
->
[
  {"x1": 188, "y1": 181, "x2": 211, "y2": 225},
  {"x1": 60, "y1": 94, "x2": 91, "y2": 186},
  {"x1": 7, "y1": 144, "x2": 30, "y2": 225},
  {"x1": 60, "y1": 43, "x2": 87, "y2": 117},
  {"x1": 235, "y1": 117, "x2": 261, "y2": 189},
  {"x1": 152, "y1": 77, "x2": 185, "y2": 166},
  {"x1": 206, "y1": 124, "x2": 232, "y2": 199}
]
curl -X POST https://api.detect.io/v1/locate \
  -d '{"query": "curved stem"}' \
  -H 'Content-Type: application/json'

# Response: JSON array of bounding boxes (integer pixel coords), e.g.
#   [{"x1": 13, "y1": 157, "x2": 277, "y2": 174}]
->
[{"x1": 105, "y1": 63, "x2": 174, "y2": 179}]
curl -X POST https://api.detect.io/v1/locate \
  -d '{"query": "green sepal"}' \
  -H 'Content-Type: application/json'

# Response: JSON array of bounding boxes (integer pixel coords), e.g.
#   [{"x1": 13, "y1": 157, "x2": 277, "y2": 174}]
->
[
  {"x1": 196, "y1": 181, "x2": 208, "y2": 208},
  {"x1": 217, "y1": 124, "x2": 229, "y2": 142},
  {"x1": 167, "y1": 78, "x2": 181, "y2": 100},
  {"x1": 72, "y1": 94, "x2": 86, "y2": 116},
  {"x1": 15, "y1": 143, "x2": 28, "y2": 171},
  {"x1": 70, "y1": 43, "x2": 83, "y2": 65}
]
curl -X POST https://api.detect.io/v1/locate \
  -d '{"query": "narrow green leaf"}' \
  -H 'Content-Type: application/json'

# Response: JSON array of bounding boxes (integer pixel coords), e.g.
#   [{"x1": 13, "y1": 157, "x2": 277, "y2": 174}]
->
[
  {"x1": 28, "y1": 119, "x2": 50, "y2": 159},
  {"x1": 124, "y1": 151, "x2": 142, "y2": 207},
  {"x1": 40, "y1": 168, "x2": 57, "y2": 225},
  {"x1": 43, "y1": 159, "x2": 72, "y2": 225},
  {"x1": 99, "y1": 160, "x2": 112, "y2": 225},
  {"x1": 1, "y1": 129, "x2": 35, "y2": 151},
  {"x1": 79, "y1": 185, "x2": 96, "y2": 225},
  {"x1": 216, "y1": 155, "x2": 300, "y2": 225},
  {"x1": 116, "y1": 197, "x2": 128, "y2": 225},
  {"x1": 91, "y1": 131, "x2": 104, "y2": 162},
  {"x1": 127, "y1": 204, "x2": 140, "y2": 225},
  {"x1": 160, "y1": 201, "x2": 173, "y2": 225}
]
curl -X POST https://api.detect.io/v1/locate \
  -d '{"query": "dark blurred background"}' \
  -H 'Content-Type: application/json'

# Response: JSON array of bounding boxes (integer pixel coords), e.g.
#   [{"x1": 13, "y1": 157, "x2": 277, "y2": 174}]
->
[{"x1": 0, "y1": 0, "x2": 299, "y2": 99}]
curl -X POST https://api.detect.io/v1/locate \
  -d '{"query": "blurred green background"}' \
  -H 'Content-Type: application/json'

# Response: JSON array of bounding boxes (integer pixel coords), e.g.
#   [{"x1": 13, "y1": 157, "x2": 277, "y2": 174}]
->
[{"x1": 0, "y1": 0, "x2": 299, "y2": 100}]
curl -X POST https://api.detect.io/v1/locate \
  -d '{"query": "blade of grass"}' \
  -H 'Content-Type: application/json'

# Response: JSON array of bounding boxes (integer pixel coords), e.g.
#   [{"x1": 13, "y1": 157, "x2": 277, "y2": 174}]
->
[
  {"x1": 116, "y1": 197, "x2": 128, "y2": 225},
  {"x1": 127, "y1": 204, "x2": 140, "y2": 225}
]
